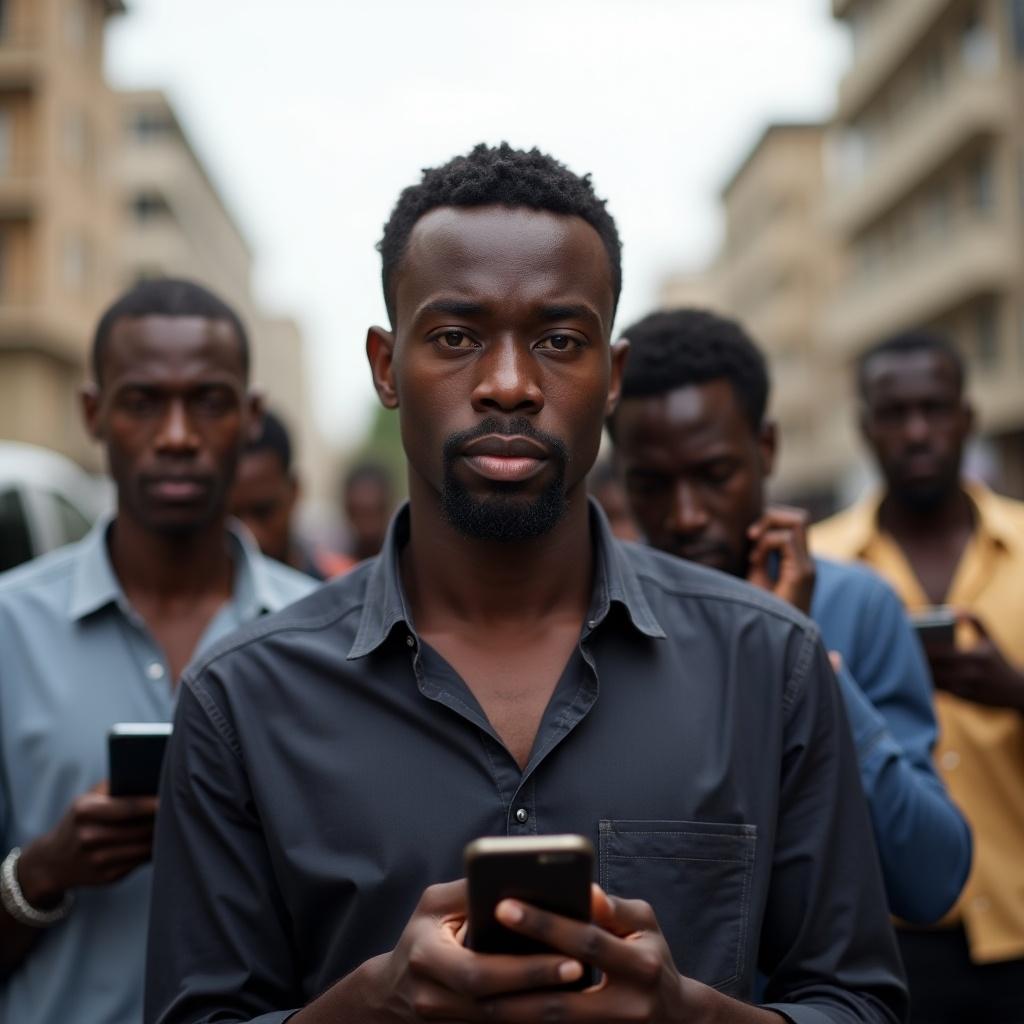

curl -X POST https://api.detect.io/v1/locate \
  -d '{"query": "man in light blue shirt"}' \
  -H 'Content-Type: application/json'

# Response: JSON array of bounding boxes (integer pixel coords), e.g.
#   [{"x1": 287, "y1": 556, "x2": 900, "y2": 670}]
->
[
  {"x1": 606, "y1": 307, "x2": 971, "y2": 925},
  {"x1": 0, "y1": 278, "x2": 315, "y2": 1024}
]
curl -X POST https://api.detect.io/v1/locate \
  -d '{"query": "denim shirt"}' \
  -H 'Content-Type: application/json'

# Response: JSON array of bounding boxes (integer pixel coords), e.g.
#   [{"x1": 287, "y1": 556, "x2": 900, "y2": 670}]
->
[
  {"x1": 145, "y1": 503, "x2": 906, "y2": 1024},
  {"x1": 0, "y1": 518, "x2": 317, "y2": 1024}
]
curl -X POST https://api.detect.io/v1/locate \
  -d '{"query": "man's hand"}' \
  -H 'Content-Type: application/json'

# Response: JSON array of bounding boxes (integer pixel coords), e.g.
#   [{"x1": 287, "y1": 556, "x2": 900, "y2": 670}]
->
[
  {"x1": 308, "y1": 880, "x2": 581, "y2": 1023},
  {"x1": 927, "y1": 611, "x2": 1024, "y2": 714},
  {"x1": 746, "y1": 505, "x2": 816, "y2": 614},
  {"x1": 15, "y1": 782, "x2": 158, "y2": 909}
]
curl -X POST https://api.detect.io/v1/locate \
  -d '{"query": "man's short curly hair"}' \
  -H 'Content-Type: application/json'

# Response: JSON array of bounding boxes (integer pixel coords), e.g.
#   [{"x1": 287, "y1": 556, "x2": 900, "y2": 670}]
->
[
  {"x1": 378, "y1": 143, "x2": 622, "y2": 324},
  {"x1": 608, "y1": 308, "x2": 769, "y2": 436}
]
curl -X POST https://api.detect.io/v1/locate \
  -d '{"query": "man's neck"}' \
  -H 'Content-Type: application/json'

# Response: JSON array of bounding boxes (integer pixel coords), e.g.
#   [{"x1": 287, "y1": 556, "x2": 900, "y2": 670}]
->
[
  {"x1": 400, "y1": 486, "x2": 594, "y2": 633},
  {"x1": 877, "y1": 483, "x2": 974, "y2": 543},
  {"x1": 108, "y1": 509, "x2": 234, "y2": 603}
]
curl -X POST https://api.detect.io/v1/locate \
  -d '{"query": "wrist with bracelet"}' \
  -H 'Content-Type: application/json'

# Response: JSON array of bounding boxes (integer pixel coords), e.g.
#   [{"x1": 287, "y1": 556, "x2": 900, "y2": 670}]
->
[{"x1": 0, "y1": 847, "x2": 73, "y2": 928}]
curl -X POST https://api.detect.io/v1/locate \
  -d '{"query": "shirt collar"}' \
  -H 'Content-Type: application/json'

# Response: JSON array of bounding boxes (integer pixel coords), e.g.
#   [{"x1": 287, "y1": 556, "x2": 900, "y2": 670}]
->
[
  {"x1": 68, "y1": 514, "x2": 284, "y2": 623},
  {"x1": 347, "y1": 498, "x2": 665, "y2": 660},
  {"x1": 846, "y1": 481, "x2": 1019, "y2": 557},
  {"x1": 963, "y1": 481, "x2": 1021, "y2": 552}
]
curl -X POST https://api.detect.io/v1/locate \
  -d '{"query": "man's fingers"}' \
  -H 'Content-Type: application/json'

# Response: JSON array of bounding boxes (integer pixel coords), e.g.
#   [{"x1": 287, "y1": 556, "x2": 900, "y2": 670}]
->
[
  {"x1": 417, "y1": 878, "x2": 468, "y2": 918},
  {"x1": 75, "y1": 793, "x2": 158, "y2": 823},
  {"x1": 495, "y1": 899, "x2": 659, "y2": 984},
  {"x1": 409, "y1": 931, "x2": 581, "y2": 999},
  {"x1": 79, "y1": 822, "x2": 155, "y2": 848}
]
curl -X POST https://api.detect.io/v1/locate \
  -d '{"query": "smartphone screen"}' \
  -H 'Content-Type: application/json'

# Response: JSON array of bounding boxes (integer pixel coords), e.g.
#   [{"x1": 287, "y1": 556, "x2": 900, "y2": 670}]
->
[
  {"x1": 465, "y1": 834, "x2": 594, "y2": 989},
  {"x1": 911, "y1": 608, "x2": 956, "y2": 648},
  {"x1": 108, "y1": 723, "x2": 172, "y2": 796}
]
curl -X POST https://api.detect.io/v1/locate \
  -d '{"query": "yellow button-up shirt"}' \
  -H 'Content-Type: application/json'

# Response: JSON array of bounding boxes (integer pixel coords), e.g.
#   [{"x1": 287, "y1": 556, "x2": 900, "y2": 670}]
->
[{"x1": 812, "y1": 482, "x2": 1024, "y2": 963}]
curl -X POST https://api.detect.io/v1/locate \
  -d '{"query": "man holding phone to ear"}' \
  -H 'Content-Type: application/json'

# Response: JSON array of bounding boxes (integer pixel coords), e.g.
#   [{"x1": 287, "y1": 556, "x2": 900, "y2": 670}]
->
[
  {"x1": 147, "y1": 145, "x2": 906, "y2": 1024},
  {"x1": 0, "y1": 279, "x2": 314, "y2": 1024},
  {"x1": 605, "y1": 309, "x2": 971, "y2": 928}
]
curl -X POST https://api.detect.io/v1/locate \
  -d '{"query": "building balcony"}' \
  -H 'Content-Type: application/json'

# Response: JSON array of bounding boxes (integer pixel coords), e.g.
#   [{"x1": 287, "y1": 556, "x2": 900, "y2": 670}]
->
[
  {"x1": 829, "y1": 73, "x2": 1009, "y2": 237},
  {"x1": 823, "y1": 219, "x2": 1018, "y2": 356},
  {"x1": 0, "y1": 42, "x2": 42, "y2": 89},
  {"x1": 0, "y1": 175, "x2": 36, "y2": 216},
  {"x1": 836, "y1": 0, "x2": 957, "y2": 121}
]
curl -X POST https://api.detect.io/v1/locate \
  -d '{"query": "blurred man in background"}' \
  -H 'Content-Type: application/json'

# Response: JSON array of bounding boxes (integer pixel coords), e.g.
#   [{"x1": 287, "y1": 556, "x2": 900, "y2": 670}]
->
[
  {"x1": 608, "y1": 308, "x2": 970, "y2": 928},
  {"x1": 814, "y1": 330, "x2": 1024, "y2": 1024},
  {"x1": 0, "y1": 278, "x2": 315, "y2": 1024},
  {"x1": 231, "y1": 408, "x2": 353, "y2": 580},
  {"x1": 341, "y1": 460, "x2": 394, "y2": 562}
]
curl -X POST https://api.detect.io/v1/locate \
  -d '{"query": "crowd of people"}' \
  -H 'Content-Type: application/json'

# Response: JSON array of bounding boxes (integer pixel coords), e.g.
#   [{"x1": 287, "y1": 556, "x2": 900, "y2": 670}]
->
[{"x1": 1, "y1": 142, "x2": 1022, "y2": 1024}]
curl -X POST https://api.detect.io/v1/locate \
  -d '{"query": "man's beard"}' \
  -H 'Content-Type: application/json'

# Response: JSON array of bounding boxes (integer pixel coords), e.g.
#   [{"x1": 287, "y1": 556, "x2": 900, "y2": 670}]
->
[{"x1": 440, "y1": 417, "x2": 570, "y2": 542}]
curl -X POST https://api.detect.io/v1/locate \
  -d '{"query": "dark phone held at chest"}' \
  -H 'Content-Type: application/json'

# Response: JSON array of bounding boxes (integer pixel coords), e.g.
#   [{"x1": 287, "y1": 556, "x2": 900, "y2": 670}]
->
[
  {"x1": 465, "y1": 834, "x2": 595, "y2": 991},
  {"x1": 107, "y1": 722, "x2": 173, "y2": 796}
]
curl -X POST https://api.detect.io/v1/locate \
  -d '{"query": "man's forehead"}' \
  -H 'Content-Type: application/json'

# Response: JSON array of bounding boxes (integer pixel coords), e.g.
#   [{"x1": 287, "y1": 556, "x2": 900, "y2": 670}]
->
[
  {"x1": 397, "y1": 205, "x2": 612, "y2": 309},
  {"x1": 864, "y1": 350, "x2": 959, "y2": 395},
  {"x1": 621, "y1": 381, "x2": 747, "y2": 437},
  {"x1": 104, "y1": 315, "x2": 244, "y2": 378}
]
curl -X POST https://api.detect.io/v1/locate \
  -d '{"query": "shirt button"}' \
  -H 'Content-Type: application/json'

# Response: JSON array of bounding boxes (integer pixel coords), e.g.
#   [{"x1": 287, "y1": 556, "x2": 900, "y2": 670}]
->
[
  {"x1": 405, "y1": 635, "x2": 415, "y2": 648},
  {"x1": 587, "y1": 619, "x2": 597, "y2": 629},
  {"x1": 514, "y1": 807, "x2": 529, "y2": 824},
  {"x1": 146, "y1": 662, "x2": 165, "y2": 680},
  {"x1": 941, "y1": 751, "x2": 960, "y2": 771}
]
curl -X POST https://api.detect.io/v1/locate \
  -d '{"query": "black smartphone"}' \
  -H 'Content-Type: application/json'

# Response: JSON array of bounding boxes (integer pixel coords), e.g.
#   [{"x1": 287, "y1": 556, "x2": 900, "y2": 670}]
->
[
  {"x1": 911, "y1": 607, "x2": 956, "y2": 648},
  {"x1": 107, "y1": 723, "x2": 172, "y2": 796},
  {"x1": 465, "y1": 834, "x2": 595, "y2": 990}
]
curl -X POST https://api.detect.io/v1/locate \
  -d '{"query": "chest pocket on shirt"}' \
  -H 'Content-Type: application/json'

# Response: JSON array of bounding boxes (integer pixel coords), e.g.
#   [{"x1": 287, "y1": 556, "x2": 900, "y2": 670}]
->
[{"x1": 599, "y1": 819, "x2": 756, "y2": 993}]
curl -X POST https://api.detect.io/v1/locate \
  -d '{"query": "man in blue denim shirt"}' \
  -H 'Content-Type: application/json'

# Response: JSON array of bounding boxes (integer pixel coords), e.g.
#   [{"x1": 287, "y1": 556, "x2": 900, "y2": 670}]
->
[
  {"x1": 0, "y1": 279, "x2": 316, "y2": 1023},
  {"x1": 608, "y1": 308, "x2": 971, "y2": 925}
]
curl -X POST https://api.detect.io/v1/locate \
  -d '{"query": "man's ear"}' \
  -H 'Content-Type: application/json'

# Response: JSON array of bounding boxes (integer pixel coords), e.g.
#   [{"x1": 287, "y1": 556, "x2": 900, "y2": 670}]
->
[
  {"x1": 80, "y1": 383, "x2": 102, "y2": 441},
  {"x1": 367, "y1": 326, "x2": 398, "y2": 409},
  {"x1": 245, "y1": 389, "x2": 265, "y2": 442},
  {"x1": 605, "y1": 338, "x2": 630, "y2": 417},
  {"x1": 758, "y1": 419, "x2": 777, "y2": 478}
]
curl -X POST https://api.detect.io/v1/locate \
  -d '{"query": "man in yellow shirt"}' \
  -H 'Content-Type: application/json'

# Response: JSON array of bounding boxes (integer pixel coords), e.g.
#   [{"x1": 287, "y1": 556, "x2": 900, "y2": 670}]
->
[{"x1": 813, "y1": 329, "x2": 1024, "y2": 1024}]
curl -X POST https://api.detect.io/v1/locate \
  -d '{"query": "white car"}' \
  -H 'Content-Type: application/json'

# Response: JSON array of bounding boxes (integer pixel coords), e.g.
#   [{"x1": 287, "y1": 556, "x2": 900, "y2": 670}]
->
[{"x1": 0, "y1": 441, "x2": 112, "y2": 573}]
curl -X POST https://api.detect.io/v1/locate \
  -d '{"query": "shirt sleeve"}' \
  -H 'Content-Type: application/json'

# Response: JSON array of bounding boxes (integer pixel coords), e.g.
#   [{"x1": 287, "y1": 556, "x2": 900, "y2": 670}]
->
[
  {"x1": 842, "y1": 579, "x2": 972, "y2": 924},
  {"x1": 758, "y1": 630, "x2": 908, "y2": 1024},
  {"x1": 144, "y1": 672, "x2": 300, "y2": 1024}
]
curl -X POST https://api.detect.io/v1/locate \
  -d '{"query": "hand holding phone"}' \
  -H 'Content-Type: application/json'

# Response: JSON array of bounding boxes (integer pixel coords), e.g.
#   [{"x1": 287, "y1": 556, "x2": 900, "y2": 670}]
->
[{"x1": 465, "y1": 834, "x2": 594, "y2": 988}]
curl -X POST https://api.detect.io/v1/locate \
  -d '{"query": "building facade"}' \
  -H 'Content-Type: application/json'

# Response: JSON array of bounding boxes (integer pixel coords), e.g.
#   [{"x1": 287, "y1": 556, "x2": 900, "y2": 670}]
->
[
  {"x1": 0, "y1": 0, "x2": 124, "y2": 470},
  {"x1": 826, "y1": 0, "x2": 1024, "y2": 498}
]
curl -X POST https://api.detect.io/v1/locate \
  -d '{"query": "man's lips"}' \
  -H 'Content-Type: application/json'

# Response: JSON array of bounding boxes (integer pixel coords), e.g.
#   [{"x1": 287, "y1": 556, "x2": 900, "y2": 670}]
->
[
  {"x1": 143, "y1": 477, "x2": 211, "y2": 502},
  {"x1": 460, "y1": 435, "x2": 550, "y2": 483}
]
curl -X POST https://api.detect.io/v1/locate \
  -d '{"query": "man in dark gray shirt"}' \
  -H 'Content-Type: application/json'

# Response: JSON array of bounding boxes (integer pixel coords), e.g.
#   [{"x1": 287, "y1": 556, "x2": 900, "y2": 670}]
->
[{"x1": 145, "y1": 144, "x2": 907, "y2": 1024}]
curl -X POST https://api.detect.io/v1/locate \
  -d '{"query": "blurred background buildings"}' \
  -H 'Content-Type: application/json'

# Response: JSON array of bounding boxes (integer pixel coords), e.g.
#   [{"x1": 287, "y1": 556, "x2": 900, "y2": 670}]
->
[
  {"x1": 1, "y1": 0, "x2": 1021, "y2": 534},
  {"x1": 660, "y1": 0, "x2": 1024, "y2": 509},
  {"x1": 0, "y1": 0, "x2": 328, "y2": 501}
]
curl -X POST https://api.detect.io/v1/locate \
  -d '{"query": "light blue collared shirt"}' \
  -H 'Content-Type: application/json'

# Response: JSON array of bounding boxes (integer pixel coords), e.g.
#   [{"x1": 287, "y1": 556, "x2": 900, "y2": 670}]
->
[{"x1": 0, "y1": 518, "x2": 316, "y2": 1024}]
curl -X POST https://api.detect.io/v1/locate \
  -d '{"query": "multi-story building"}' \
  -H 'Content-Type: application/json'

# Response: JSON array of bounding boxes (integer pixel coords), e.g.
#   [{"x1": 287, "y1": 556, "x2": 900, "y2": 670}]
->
[
  {"x1": 710, "y1": 123, "x2": 849, "y2": 514},
  {"x1": 0, "y1": 0, "x2": 124, "y2": 469},
  {"x1": 115, "y1": 88, "x2": 328, "y2": 503},
  {"x1": 825, "y1": 0, "x2": 1024, "y2": 497}
]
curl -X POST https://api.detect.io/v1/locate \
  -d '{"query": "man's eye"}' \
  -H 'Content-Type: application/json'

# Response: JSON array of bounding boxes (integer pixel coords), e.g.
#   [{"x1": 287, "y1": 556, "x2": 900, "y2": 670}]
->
[
  {"x1": 119, "y1": 391, "x2": 160, "y2": 415},
  {"x1": 536, "y1": 334, "x2": 581, "y2": 352},
  {"x1": 436, "y1": 330, "x2": 475, "y2": 349},
  {"x1": 191, "y1": 389, "x2": 234, "y2": 416}
]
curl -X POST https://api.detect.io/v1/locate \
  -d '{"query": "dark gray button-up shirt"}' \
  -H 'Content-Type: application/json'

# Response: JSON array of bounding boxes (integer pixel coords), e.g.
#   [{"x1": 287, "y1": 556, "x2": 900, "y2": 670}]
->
[{"x1": 145, "y1": 504, "x2": 907, "y2": 1024}]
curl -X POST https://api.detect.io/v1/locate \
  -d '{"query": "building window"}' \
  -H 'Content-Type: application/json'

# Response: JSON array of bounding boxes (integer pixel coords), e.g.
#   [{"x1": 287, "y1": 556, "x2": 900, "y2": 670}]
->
[
  {"x1": 975, "y1": 299, "x2": 1000, "y2": 367},
  {"x1": 1012, "y1": 0, "x2": 1024, "y2": 58},
  {"x1": 961, "y1": 10, "x2": 999, "y2": 73},
  {"x1": 0, "y1": 109, "x2": 11, "y2": 175},
  {"x1": 62, "y1": 233, "x2": 90, "y2": 293},
  {"x1": 131, "y1": 192, "x2": 171, "y2": 222},
  {"x1": 129, "y1": 110, "x2": 173, "y2": 142},
  {"x1": 968, "y1": 153, "x2": 996, "y2": 213},
  {"x1": 64, "y1": 0, "x2": 89, "y2": 50},
  {"x1": 61, "y1": 110, "x2": 92, "y2": 174}
]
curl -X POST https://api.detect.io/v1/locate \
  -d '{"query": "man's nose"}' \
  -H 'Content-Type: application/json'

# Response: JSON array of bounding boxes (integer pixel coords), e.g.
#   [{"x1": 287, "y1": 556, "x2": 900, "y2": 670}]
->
[
  {"x1": 903, "y1": 408, "x2": 932, "y2": 446},
  {"x1": 154, "y1": 399, "x2": 200, "y2": 454},
  {"x1": 668, "y1": 480, "x2": 709, "y2": 535},
  {"x1": 471, "y1": 338, "x2": 544, "y2": 415}
]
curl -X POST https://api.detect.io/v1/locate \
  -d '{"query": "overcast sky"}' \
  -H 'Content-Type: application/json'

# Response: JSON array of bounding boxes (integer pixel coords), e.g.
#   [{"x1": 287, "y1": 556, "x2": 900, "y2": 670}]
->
[{"x1": 106, "y1": 0, "x2": 849, "y2": 451}]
